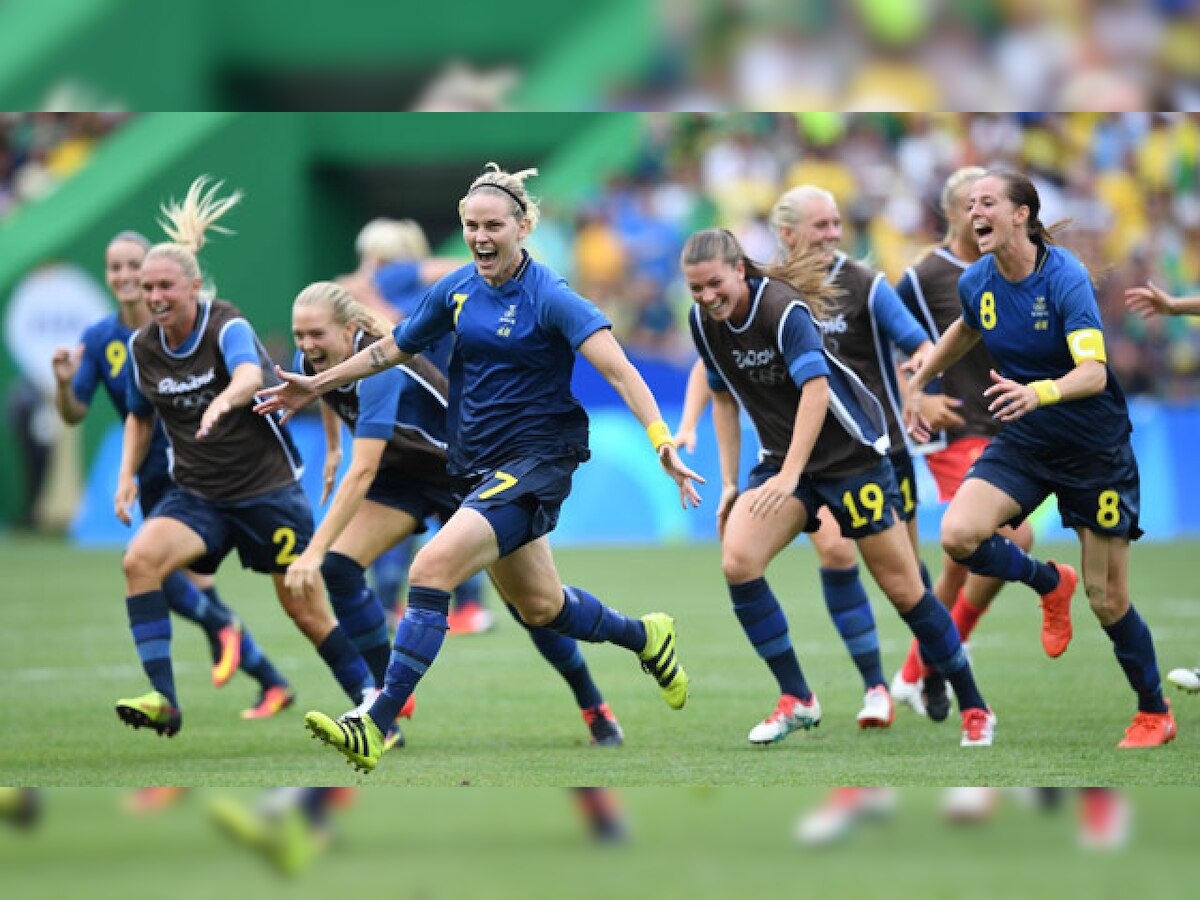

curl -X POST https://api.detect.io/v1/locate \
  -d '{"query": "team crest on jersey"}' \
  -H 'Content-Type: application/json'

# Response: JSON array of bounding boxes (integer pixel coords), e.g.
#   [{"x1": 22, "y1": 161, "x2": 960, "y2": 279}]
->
[
  {"x1": 496, "y1": 303, "x2": 518, "y2": 337},
  {"x1": 1031, "y1": 295, "x2": 1049, "y2": 331}
]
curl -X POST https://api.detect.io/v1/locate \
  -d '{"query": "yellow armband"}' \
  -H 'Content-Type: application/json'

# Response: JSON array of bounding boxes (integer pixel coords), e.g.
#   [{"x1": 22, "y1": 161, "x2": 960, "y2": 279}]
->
[
  {"x1": 1030, "y1": 379, "x2": 1062, "y2": 406},
  {"x1": 647, "y1": 420, "x2": 673, "y2": 453},
  {"x1": 1067, "y1": 328, "x2": 1107, "y2": 365}
]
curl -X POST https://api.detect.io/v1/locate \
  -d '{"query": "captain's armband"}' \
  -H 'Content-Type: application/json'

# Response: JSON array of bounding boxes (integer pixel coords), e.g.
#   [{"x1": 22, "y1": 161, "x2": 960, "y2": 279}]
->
[{"x1": 1067, "y1": 328, "x2": 1107, "y2": 365}]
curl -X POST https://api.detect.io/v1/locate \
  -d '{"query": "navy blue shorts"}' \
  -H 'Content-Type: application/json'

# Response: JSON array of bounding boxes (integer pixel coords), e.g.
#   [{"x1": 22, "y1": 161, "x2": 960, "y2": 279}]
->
[
  {"x1": 461, "y1": 455, "x2": 579, "y2": 557},
  {"x1": 365, "y1": 469, "x2": 463, "y2": 534},
  {"x1": 138, "y1": 470, "x2": 174, "y2": 520},
  {"x1": 889, "y1": 449, "x2": 918, "y2": 522},
  {"x1": 748, "y1": 456, "x2": 901, "y2": 540},
  {"x1": 151, "y1": 481, "x2": 315, "y2": 574},
  {"x1": 966, "y1": 430, "x2": 1143, "y2": 540}
]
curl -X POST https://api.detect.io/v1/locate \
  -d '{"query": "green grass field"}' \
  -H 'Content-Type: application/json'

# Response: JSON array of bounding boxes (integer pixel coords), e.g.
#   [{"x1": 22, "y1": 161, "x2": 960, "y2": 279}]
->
[
  {"x1": 0, "y1": 534, "x2": 1196, "y2": 785},
  {"x1": 1, "y1": 788, "x2": 1195, "y2": 899}
]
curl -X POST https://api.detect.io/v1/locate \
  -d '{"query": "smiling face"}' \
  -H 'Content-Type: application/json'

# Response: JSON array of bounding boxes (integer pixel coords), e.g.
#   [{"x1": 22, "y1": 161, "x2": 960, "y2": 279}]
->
[
  {"x1": 139, "y1": 254, "x2": 201, "y2": 341},
  {"x1": 783, "y1": 193, "x2": 842, "y2": 265},
  {"x1": 683, "y1": 256, "x2": 749, "y2": 322},
  {"x1": 105, "y1": 239, "x2": 146, "y2": 305},
  {"x1": 968, "y1": 175, "x2": 1028, "y2": 255},
  {"x1": 460, "y1": 189, "x2": 529, "y2": 286},
  {"x1": 292, "y1": 302, "x2": 355, "y2": 372}
]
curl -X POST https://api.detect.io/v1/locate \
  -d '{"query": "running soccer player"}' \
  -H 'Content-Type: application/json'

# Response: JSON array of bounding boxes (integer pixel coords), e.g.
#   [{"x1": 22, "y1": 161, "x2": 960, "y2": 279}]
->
[
  {"x1": 1124, "y1": 279, "x2": 1200, "y2": 696},
  {"x1": 258, "y1": 162, "x2": 701, "y2": 773},
  {"x1": 52, "y1": 230, "x2": 293, "y2": 721},
  {"x1": 906, "y1": 170, "x2": 1175, "y2": 748},
  {"x1": 282, "y1": 280, "x2": 624, "y2": 746},
  {"x1": 890, "y1": 167, "x2": 1044, "y2": 714},
  {"x1": 114, "y1": 176, "x2": 376, "y2": 737},
  {"x1": 682, "y1": 227, "x2": 994, "y2": 748}
]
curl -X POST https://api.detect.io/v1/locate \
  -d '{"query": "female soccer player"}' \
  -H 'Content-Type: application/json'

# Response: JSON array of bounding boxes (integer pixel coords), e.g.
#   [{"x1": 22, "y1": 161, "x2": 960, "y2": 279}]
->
[
  {"x1": 1124, "y1": 278, "x2": 1200, "y2": 695},
  {"x1": 113, "y1": 176, "x2": 376, "y2": 737},
  {"x1": 675, "y1": 185, "x2": 937, "y2": 734},
  {"x1": 282, "y1": 280, "x2": 624, "y2": 745},
  {"x1": 905, "y1": 170, "x2": 1175, "y2": 748},
  {"x1": 681, "y1": 227, "x2": 994, "y2": 748},
  {"x1": 890, "y1": 167, "x2": 1043, "y2": 714},
  {"x1": 258, "y1": 162, "x2": 701, "y2": 772},
  {"x1": 53, "y1": 230, "x2": 293, "y2": 721}
]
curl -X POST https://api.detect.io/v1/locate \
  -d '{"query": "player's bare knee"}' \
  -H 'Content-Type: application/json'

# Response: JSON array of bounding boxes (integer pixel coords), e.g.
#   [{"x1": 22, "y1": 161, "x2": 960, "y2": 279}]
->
[
  {"x1": 940, "y1": 517, "x2": 984, "y2": 560},
  {"x1": 815, "y1": 542, "x2": 857, "y2": 570},
  {"x1": 122, "y1": 547, "x2": 163, "y2": 585},
  {"x1": 513, "y1": 594, "x2": 560, "y2": 628},
  {"x1": 721, "y1": 548, "x2": 764, "y2": 585}
]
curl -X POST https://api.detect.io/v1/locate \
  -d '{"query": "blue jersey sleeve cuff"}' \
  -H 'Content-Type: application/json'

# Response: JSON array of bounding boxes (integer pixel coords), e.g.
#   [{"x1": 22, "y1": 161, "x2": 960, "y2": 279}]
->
[
  {"x1": 789, "y1": 350, "x2": 829, "y2": 388},
  {"x1": 355, "y1": 422, "x2": 394, "y2": 440}
]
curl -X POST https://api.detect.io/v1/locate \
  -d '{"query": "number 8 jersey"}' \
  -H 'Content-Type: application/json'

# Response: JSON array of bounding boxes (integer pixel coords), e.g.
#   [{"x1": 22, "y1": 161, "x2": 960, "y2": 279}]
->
[{"x1": 958, "y1": 243, "x2": 1131, "y2": 452}]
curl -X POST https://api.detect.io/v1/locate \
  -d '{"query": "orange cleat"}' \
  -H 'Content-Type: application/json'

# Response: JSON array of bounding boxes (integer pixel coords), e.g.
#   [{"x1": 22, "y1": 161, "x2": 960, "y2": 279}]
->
[
  {"x1": 240, "y1": 685, "x2": 296, "y2": 720},
  {"x1": 212, "y1": 622, "x2": 243, "y2": 687},
  {"x1": 1039, "y1": 561, "x2": 1076, "y2": 658},
  {"x1": 1117, "y1": 702, "x2": 1176, "y2": 748},
  {"x1": 399, "y1": 693, "x2": 416, "y2": 719}
]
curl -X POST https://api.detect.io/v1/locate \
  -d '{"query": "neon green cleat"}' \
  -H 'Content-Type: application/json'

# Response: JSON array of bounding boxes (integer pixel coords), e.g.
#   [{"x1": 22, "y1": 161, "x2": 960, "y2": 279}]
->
[
  {"x1": 638, "y1": 613, "x2": 689, "y2": 710},
  {"x1": 304, "y1": 710, "x2": 383, "y2": 773},
  {"x1": 208, "y1": 796, "x2": 322, "y2": 875},
  {"x1": 115, "y1": 690, "x2": 182, "y2": 737}
]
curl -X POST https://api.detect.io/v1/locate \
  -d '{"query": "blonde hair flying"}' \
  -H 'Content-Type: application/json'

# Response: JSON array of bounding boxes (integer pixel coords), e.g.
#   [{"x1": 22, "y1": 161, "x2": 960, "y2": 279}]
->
[{"x1": 144, "y1": 175, "x2": 243, "y2": 300}]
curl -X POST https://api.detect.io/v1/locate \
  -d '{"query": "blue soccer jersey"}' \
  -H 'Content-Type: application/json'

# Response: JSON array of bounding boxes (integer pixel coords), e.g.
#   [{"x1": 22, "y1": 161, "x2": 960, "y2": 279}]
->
[
  {"x1": 957, "y1": 244, "x2": 1131, "y2": 452},
  {"x1": 73, "y1": 314, "x2": 170, "y2": 480},
  {"x1": 393, "y1": 252, "x2": 610, "y2": 477},
  {"x1": 376, "y1": 260, "x2": 455, "y2": 373}
]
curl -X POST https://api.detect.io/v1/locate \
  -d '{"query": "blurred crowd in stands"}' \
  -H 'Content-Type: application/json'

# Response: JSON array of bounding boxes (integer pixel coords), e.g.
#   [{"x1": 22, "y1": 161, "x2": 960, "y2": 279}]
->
[
  {"x1": 5, "y1": 111, "x2": 1199, "y2": 399},
  {"x1": 531, "y1": 112, "x2": 1200, "y2": 399},
  {"x1": 0, "y1": 112, "x2": 134, "y2": 223},
  {"x1": 628, "y1": 0, "x2": 1199, "y2": 112}
]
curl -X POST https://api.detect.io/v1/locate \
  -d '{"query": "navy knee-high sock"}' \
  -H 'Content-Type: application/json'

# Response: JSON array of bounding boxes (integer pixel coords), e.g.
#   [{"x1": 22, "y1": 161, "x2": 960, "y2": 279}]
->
[
  {"x1": 505, "y1": 602, "x2": 603, "y2": 709},
  {"x1": 546, "y1": 586, "x2": 645, "y2": 653},
  {"x1": 161, "y1": 573, "x2": 231, "y2": 663},
  {"x1": 126, "y1": 590, "x2": 177, "y2": 705},
  {"x1": 820, "y1": 566, "x2": 885, "y2": 690},
  {"x1": 316, "y1": 626, "x2": 374, "y2": 704},
  {"x1": 730, "y1": 578, "x2": 811, "y2": 701},
  {"x1": 957, "y1": 534, "x2": 1058, "y2": 594},
  {"x1": 900, "y1": 592, "x2": 986, "y2": 712},
  {"x1": 369, "y1": 586, "x2": 451, "y2": 730},
  {"x1": 322, "y1": 551, "x2": 392, "y2": 684},
  {"x1": 1104, "y1": 606, "x2": 1167, "y2": 714}
]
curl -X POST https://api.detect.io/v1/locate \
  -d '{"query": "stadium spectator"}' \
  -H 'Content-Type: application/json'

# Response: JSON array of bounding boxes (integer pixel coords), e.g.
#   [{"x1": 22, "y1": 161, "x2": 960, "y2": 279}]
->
[
  {"x1": 257, "y1": 162, "x2": 702, "y2": 773},
  {"x1": 904, "y1": 170, "x2": 1175, "y2": 748}
]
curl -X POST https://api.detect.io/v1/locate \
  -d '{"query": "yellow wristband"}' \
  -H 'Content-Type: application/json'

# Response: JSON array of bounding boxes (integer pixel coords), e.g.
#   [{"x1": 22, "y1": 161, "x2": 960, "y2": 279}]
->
[
  {"x1": 647, "y1": 420, "x2": 673, "y2": 452},
  {"x1": 1030, "y1": 379, "x2": 1061, "y2": 406}
]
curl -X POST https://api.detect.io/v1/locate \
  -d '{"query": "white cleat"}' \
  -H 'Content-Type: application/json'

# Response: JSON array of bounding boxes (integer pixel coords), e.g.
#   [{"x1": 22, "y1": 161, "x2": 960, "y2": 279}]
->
[
  {"x1": 748, "y1": 693, "x2": 821, "y2": 745},
  {"x1": 1166, "y1": 667, "x2": 1200, "y2": 693},
  {"x1": 890, "y1": 670, "x2": 926, "y2": 717},
  {"x1": 856, "y1": 685, "x2": 895, "y2": 729}
]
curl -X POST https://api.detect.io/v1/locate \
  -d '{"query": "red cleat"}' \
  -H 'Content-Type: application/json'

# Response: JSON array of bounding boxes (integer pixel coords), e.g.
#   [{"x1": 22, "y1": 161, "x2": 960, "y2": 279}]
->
[
  {"x1": 240, "y1": 685, "x2": 296, "y2": 720},
  {"x1": 1117, "y1": 701, "x2": 1176, "y2": 748},
  {"x1": 1039, "y1": 561, "x2": 1076, "y2": 658}
]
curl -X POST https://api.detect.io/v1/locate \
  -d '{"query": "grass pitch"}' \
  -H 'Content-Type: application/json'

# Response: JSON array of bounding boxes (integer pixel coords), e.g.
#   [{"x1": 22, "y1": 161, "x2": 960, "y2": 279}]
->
[{"x1": 1, "y1": 534, "x2": 1196, "y2": 786}]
